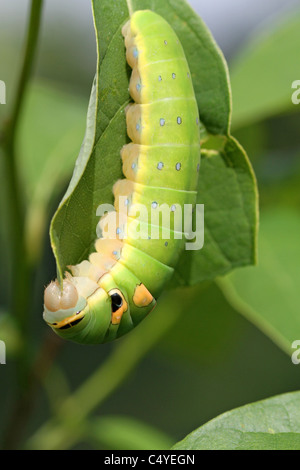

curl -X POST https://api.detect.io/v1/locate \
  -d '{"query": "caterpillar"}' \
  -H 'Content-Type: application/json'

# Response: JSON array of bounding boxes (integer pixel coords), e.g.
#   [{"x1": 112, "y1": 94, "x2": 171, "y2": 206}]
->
[{"x1": 43, "y1": 10, "x2": 201, "y2": 344}]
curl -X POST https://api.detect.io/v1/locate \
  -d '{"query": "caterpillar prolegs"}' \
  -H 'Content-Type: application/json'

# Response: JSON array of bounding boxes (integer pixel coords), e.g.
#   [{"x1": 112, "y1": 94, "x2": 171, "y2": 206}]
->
[{"x1": 43, "y1": 10, "x2": 201, "y2": 344}]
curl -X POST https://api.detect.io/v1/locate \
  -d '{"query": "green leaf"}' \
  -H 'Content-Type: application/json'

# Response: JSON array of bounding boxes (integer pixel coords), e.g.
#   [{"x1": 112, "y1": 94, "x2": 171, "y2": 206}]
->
[
  {"x1": 173, "y1": 391, "x2": 300, "y2": 450},
  {"x1": 50, "y1": 0, "x2": 257, "y2": 285},
  {"x1": 50, "y1": 1, "x2": 130, "y2": 281},
  {"x1": 219, "y1": 208, "x2": 300, "y2": 354},
  {"x1": 17, "y1": 81, "x2": 87, "y2": 200},
  {"x1": 89, "y1": 415, "x2": 173, "y2": 450},
  {"x1": 174, "y1": 136, "x2": 258, "y2": 285},
  {"x1": 230, "y1": 11, "x2": 300, "y2": 130}
]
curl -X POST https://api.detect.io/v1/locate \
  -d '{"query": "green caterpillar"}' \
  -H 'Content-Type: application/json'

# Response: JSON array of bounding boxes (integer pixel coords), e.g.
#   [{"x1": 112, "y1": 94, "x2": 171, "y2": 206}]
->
[{"x1": 43, "y1": 10, "x2": 201, "y2": 344}]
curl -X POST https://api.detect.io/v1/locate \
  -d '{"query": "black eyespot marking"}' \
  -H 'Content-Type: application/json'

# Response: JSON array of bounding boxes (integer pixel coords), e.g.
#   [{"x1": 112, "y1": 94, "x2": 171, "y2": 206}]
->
[{"x1": 110, "y1": 293, "x2": 123, "y2": 312}]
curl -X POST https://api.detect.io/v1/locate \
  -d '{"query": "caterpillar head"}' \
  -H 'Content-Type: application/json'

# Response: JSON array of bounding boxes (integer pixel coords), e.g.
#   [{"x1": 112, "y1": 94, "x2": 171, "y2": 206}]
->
[{"x1": 43, "y1": 276, "x2": 115, "y2": 344}]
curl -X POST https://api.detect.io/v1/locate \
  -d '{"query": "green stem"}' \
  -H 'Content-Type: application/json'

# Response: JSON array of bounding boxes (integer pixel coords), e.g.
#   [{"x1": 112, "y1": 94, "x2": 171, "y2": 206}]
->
[{"x1": 9, "y1": 0, "x2": 44, "y2": 136}]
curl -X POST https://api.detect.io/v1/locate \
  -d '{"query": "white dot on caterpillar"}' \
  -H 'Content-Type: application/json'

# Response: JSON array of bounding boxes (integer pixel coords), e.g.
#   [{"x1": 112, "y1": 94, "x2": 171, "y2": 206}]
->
[
  {"x1": 172, "y1": 73, "x2": 176, "y2": 79},
  {"x1": 157, "y1": 162, "x2": 164, "y2": 170},
  {"x1": 131, "y1": 162, "x2": 136, "y2": 170},
  {"x1": 152, "y1": 202, "x2": 158, "y2": 209},
  {"x1": 187, "y1": 72, "x2": 190, "y2": 78},
  {"x1": 165, "y1": 242, "x2": 168, "y2": 247},
  {"x1": 175, "y1": 162, "x2": 181, "y2": 171},
  {"x1": 164, "y1": 40, "x2": 167, "y2": 45},
  {"x1": 160, "y1": 118, "x2": 165, "y2": 126},
  {"x1": 136, "y1": 83, "x2": 141, "y2": 92},
  {"x1": 171, "y1": 205, "x2": 176, "y2": 212},
  {"x1": 112, "y1": 250, "x2": 118, "y2": 256},
  {"x1": 177, "y1": 117, "x2": 182, "y2": 125},
  {"x1": 197, "y1": 163, "x2": 200, "y2": 172},
  {"x1": 196, "y1": 117, "x2": 199, "y2": 125},
  {"x1": 124, "y1": 198, "x2": 130, "y2": 206},
  {"x1": 136, "y1": 123, "x2": 140, "y2": 131},
  {"x1": 133, "y1": 48, "x2": 138, "y2": 58},
  {"x1": 158, "y1": 75, "x2": 162, "y2": 82}
]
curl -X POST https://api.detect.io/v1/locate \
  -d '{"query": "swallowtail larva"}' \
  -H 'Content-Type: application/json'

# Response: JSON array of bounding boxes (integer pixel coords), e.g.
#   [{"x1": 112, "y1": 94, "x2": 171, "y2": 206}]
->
[{"x1": 43, "y1": 10, "x2": 201, "y2": 344}]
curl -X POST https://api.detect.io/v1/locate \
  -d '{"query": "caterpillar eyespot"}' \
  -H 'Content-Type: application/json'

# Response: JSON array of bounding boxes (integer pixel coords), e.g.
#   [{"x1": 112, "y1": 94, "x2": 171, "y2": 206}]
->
[{"x1": 43, "y1": 10, "x2": 201, "y2": 344}]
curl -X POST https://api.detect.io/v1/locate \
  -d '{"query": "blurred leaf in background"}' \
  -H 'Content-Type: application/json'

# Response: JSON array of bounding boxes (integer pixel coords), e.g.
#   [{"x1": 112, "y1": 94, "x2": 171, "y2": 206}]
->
[
  {"x1": 230, "y1": 11, "x2": 300, "y2": 129},
  {"x1": 221, "y1": 208, "x2": 300, "y2": 354},
  {"x1": 17, "y1": 81, "x2": 87, "y2": 263},
  {"x1": 221, "y1": 7, "x2": 300, "y2": 356},
  {"x1": 230, "y1": 9, "x2": 300, "y2": 208}
]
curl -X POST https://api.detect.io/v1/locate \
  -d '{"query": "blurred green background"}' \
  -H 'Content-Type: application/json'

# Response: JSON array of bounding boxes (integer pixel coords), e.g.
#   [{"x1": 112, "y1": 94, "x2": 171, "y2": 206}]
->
[{"x1": 0, "y1": 0, "x2": 300, "y2": 450}]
